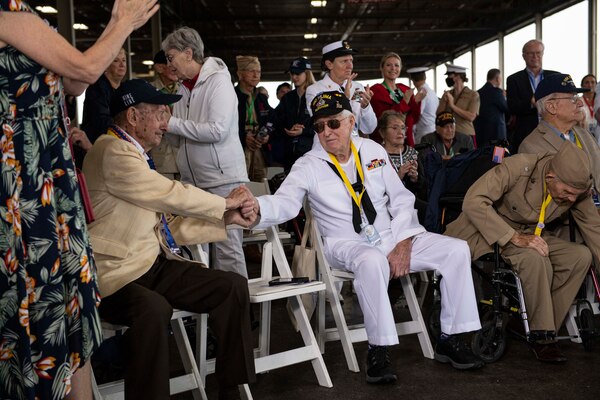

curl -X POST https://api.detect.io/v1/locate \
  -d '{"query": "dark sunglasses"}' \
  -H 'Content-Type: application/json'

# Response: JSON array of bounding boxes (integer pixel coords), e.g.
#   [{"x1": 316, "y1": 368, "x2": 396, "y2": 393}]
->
[{"x1": 313, "y1": 116, "x2": 350, "y2": 133}]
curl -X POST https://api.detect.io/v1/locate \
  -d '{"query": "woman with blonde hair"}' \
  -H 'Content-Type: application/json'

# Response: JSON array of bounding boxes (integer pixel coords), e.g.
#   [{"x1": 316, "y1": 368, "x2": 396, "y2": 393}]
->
[{"x1": 371, "y1": 52, "x2": 425, "y2": 145}]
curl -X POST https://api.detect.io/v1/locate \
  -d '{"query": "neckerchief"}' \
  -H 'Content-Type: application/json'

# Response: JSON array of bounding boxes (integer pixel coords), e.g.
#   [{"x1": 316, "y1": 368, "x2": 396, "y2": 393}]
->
[{"x1": 326, "y1": 142, "x2": 377, "y2": 233}]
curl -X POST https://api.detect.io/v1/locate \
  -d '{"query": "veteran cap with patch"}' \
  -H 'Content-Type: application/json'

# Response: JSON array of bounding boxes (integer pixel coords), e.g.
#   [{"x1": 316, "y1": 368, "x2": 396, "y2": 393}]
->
[
  {"x1": 549, "y1": 141, "x2": 593, "y2": 190},
  {"x1": 435, "y1": 111, "x2": 455, "y2": 126},
  {"x1": 110, "y1": 79, "x2": 182, "y2": 117},
  {"x1": 534, "y1": 73, "x2": 589, "y2": 101},
  {"x1": 310, "y1": 91, "x2": 352, "y2": 119}
]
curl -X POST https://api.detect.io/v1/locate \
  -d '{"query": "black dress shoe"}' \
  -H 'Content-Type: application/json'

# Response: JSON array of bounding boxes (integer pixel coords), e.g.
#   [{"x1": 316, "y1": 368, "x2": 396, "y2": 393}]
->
[{"x1": 530, "y1": 341, "x2": 567, "y2": 363}]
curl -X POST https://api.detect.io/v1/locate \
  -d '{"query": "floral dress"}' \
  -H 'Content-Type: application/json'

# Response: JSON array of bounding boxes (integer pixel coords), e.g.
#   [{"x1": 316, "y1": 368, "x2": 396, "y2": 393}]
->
[{"x1": 0, "y1": 1, "x2": 102, "y2": 399}]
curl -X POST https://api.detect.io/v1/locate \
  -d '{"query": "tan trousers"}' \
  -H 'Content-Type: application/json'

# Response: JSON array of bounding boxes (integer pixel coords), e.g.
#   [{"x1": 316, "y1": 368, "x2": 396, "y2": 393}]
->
[
  {"x1": 501, "y1": 235, "x2": 591, "y2": 331},
  {"x1": 244, "y1": 147, "x2": 267, "y2": 182}
]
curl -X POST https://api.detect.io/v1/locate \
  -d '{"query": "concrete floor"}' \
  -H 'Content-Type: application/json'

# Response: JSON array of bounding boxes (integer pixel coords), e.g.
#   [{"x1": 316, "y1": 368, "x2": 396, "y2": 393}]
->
[
  {"x1": 197, "y1": 280, "x2": 600, "y2": 400},
  {"x1": 95, "y1": 258, "x2": 600, "y2": 400}
]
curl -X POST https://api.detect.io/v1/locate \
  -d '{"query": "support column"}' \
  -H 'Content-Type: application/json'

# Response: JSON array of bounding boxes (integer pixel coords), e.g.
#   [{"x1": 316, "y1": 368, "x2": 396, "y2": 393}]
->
[
  {"x1": 589, "y1": 0, "x2": 597, "y2": 76},
  {"x1": 56, "y1": 0, "x2": 75, "y2": 46}
]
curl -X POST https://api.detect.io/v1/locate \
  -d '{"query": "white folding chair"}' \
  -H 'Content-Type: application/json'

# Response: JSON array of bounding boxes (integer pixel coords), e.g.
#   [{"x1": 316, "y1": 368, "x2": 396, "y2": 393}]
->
[
  {"x1": 243, "y1": 179, "x2": 291, "y2": 245},
  {"x1": 92, "y1": 310, "x2": 209, "y2": 400},
  {"x1": 198, "y1": 226, "x2": 332, "y2": 389},
  {"x1": 306, "y1": 204, "x2": 434, "y2": 373}
]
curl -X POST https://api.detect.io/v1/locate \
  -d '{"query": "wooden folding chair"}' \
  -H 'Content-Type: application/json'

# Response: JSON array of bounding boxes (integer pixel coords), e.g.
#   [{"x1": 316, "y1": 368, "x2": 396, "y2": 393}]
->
[
  {"x1": 198, "y1": 226, "x2": 332, "y2": 389},
  {"x1": 305, "y1": 204, "x2": 434, "y2": 373}
]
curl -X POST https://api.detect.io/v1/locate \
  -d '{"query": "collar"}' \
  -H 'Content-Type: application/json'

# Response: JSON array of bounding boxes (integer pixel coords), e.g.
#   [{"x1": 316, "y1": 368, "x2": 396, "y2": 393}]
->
[
  {"x1": 526, "y1": 68, "x2": 544, "y2": 79},
  {"x1": 110, "y1": 124, "x2": 150, "y2": 161},
  {"x1": 182, "y1": 73, "x2": 199, "y2": 91}
]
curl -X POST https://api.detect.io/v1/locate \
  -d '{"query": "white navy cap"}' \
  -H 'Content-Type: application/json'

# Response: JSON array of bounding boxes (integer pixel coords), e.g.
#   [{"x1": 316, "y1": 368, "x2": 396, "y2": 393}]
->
[
  {"x1": 406, "y1": 67, "x2": 428, "y2": 74},
  {"x1": 321, "y1": 40, "x2": 357, "y2": 60},
  {"x1": 445, "y1": 63, "x2": 467, "y2": 74}
]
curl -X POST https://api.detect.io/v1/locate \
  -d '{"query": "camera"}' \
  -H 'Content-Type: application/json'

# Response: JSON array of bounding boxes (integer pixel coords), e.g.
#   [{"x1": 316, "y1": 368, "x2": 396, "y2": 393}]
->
[{"x1": 256, "y1": 122, "x2": 274, "y2": 138}]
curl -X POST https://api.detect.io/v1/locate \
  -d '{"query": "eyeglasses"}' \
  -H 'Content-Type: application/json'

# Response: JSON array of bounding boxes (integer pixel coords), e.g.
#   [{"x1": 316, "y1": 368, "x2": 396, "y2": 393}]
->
[
  {"x1": 523, "y1": 51, "x2": 543, "y2": 57},
  {"x1": 384, "y1": 124, "x2": 407, "y2": 133},
  {"x1": 313, "y1": 116, "x2": 350, "y2": 133},
  {"x1": 165, "y1": 50, "x2": 184, "y2": 63},
  {"x1": 551, "y1": 95, "x2": 582, "y2": 104}
]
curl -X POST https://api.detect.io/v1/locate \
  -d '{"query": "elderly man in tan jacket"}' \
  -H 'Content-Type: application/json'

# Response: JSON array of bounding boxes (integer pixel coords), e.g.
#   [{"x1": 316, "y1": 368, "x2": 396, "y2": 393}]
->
[
  {"x1": 83, "y1": 79, "x2": 256, "y2": 400},
  {"x1": 446, "y1": 142, "x2": 600, "y2": 364},
  {"x1": 519, "y1": 73, "x2": 600, "y2": 192}
]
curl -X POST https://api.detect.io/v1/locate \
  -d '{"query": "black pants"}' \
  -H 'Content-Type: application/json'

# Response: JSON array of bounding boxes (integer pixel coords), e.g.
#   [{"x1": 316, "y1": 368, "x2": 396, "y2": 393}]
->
[{"x1": 99, "y1": 256, "x2": 256, "y2": 400}]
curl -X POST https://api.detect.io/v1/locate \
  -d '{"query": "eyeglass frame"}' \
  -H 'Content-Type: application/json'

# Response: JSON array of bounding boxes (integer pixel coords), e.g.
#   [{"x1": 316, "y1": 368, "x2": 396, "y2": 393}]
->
[
  {"x1": 382, "y1": 124, "x2": 407, "y2": 133},
  {"x1": 550, "y1": 94, "x2": 582, "y2": 104},
  {"x1": 313, "y1": 116, "x2": 351, "y2": 134}
]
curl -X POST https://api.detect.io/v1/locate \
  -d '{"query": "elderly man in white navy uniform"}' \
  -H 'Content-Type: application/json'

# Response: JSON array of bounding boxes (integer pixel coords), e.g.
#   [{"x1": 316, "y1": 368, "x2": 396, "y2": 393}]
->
[
  {"x1": 305, "y1": 40, "x2": 377, "y2": 135},
  {"x1": 250, "y1": 91, "x2": 483, "y2": 385}
]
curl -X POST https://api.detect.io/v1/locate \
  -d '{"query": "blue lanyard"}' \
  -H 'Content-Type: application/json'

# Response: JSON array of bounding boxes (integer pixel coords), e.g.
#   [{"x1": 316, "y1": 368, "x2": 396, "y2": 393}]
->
[
  {"x1": 109, "y1": 125, "x2": 181, "y2": 255},
  {"x1": 527, "y1": 70, "x2": 544, "y2": 91}
]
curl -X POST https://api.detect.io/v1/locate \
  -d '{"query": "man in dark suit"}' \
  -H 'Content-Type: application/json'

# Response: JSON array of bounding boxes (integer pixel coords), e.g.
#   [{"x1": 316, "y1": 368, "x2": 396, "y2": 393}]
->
[
  {"x1": 506, "y1": 39, "x2": 559, "y2": 152},
  {"x1": 475, "y1": 69, "x2": 508, "y2": 146}
]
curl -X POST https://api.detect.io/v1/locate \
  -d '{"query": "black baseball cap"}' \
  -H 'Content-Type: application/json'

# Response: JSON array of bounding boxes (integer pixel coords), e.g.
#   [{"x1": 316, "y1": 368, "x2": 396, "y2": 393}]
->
[
  {"x1": 153, "y1": 50, "x2": 168, "y2": 65},
  {"x1": 310, "y1": 91, "x2": 352, "y2": 119},
  {"x1": 110, "y1": 79, "x2": 182, "y2": 117},
  {"x1": 286, "y1": 57, "x2": 312, "y2": 74},
  {"x1": 534, "y1": 73, "x2": 589, "y2": 101}
]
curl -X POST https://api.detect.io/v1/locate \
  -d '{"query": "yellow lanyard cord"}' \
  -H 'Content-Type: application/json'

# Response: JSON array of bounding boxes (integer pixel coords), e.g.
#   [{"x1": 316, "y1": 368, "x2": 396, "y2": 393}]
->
[
  {"x1": 328, "y1": 142, "x2": 365, "y2": 210},
  {"x1": 535, "y1": 182, "x2": 553, "y2": 237},
  {"x1": 574, "y1": 132, "x2": 582, "y2": 149}
]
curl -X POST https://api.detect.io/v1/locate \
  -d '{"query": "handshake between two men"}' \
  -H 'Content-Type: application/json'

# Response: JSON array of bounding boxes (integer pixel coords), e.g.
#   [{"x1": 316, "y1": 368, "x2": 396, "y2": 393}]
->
[{"x1": 223, "y1": 185, "x2": 260, "y2": 228}]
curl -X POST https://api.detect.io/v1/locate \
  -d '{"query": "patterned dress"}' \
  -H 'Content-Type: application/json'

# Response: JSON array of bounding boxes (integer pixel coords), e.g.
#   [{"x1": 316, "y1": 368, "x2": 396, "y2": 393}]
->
[{"x1": 0, "y1": 1, "x2": 102, "y2": 399}]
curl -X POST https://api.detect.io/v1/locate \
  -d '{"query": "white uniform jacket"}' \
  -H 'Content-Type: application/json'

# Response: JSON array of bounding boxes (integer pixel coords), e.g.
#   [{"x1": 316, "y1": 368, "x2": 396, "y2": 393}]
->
[
  {"x1": 305, "y1": 74, "x2": 377, "y2": 135},
  {"x1": 413, "y1": 83, "x2": 439, "y2": 144},
  {"x1": 256, "y1": 136, "x2": 425, "y2": 254}
]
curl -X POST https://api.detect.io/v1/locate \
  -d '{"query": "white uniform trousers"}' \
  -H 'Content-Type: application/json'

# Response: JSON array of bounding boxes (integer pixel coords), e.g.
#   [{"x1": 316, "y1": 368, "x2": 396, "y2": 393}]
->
[
  {"x1": 205, "y1": 182, "x2": 248, "y2": 278},
  {"x1": 325, "y1": 230, "x2": 481, "y2": 345}
]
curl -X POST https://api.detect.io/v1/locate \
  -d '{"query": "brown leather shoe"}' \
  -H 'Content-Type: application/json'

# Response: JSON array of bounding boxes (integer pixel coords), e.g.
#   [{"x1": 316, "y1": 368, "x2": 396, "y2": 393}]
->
[{"x1": 530, "y1": 341, "x2": 567, "y2": 363}]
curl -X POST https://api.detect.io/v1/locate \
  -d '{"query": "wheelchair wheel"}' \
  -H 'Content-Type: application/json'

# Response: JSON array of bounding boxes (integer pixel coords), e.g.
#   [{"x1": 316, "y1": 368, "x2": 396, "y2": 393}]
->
[
  {"x1": 427, "y1": 302, "x2": 441, "y2": 343},
  {"x1": 472, "y1": 319, "x2": 507, "y2": 363},
  {"x1": 578, "y1": 307, "x2": 595, "y2": 352}
]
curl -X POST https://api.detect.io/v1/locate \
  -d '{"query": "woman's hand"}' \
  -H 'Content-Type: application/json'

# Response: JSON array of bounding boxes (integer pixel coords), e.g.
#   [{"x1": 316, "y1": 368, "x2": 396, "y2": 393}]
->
[{"x1": 112, "y1": 0, "x2": 160, "y2": 30}]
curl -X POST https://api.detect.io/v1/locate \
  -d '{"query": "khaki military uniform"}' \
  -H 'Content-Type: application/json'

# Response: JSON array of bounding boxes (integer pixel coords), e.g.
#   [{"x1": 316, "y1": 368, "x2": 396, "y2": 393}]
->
[
  {"x1": 519, "y1": 122, "x2": 600, "y2": 191},
  {"x1": 150, "y1": 77, "x2": 181, "y2": 179},
  {"x1": 445, "y1": 153, "x2": 600, "y2": 331},
  {"x1": 437, "y1": 86, "x2": 480, "y2": 137}
]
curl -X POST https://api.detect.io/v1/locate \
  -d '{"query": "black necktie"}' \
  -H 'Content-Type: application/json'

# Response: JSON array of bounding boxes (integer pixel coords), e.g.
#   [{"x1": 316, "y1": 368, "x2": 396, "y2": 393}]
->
[{"x1": 326, "y1": 151, "x2": 377, "y2": 233}]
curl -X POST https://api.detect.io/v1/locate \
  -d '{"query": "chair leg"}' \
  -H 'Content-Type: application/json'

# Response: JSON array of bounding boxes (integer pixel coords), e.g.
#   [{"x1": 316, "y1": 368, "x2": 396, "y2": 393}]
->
[
  {"x1": 400, "y1": 276, "x2": 434, "y2": 359},
  {"x1": 239, "y1": 383, "x2": 253, "y2": 400},
  {"x1": 288, "y1": 294, "x2": 333, "y2": 387},
  {"x1": 91, "y1": 369, "x2": 103, "y2": 400},
  {"x1": 171, "y1": 317, "x2": 208, "y2": 400},
  {"x1": 322, "y1": 274, "x2": 360, "y2": 372},
  {"x1": 197, "y1": 313, "x2": 210, "y2": 383}
]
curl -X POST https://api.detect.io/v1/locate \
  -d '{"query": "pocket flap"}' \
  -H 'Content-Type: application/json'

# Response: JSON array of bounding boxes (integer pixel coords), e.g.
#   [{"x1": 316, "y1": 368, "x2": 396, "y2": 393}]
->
[{"x1": 90, "y1": 236, "x2": 129, "y2": 259}]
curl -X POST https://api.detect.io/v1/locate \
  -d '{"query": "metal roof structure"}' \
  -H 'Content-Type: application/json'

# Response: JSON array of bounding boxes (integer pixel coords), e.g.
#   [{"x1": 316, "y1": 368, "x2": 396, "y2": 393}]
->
[{"x1": 29, "y1": 0, "x2": 584, "y2": 80}]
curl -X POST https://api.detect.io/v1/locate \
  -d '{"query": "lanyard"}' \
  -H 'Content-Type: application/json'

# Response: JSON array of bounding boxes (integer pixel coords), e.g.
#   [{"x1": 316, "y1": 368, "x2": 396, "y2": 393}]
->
[
  {"x1": 540, "y1": 121, "x2": 582, "y2": 149},
  {"x1": 107, "y1": 126, "x2": 180, "y2": 254},
  {"x1": 527, "y1": 70, "x2": 543, "y2": 91},
  {"x1": 382, "y1": 81, "x2": 402, "y2": 104},
  {"x1": 583, "y1": 96, "x2": 594, "y2": 118},
  {"x1": 245, "y1": 92, "x2": 256, "y2": 126},
  {"x1": 328, "y1": 142, "x2": 365, "y2": 211},
  {"x1": 535, "y1": 183, "x2": 553, "y2": 236}
]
